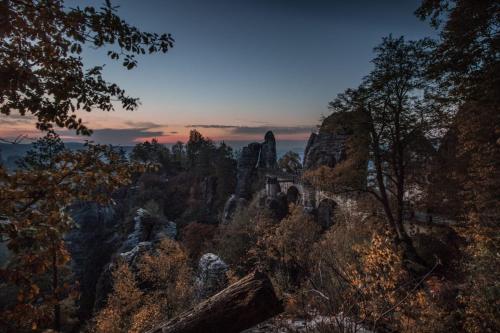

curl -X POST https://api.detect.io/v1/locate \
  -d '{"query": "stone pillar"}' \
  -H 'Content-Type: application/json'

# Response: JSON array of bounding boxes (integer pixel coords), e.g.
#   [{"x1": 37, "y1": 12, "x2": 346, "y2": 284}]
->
[
  {"x1": 302, "y1": 185, "x2": 316, "y2": 210},
  {"x1": 265, "y1": 176, "x2": 281, "y2": 198},
  {"x1": 259, "y1": 131, "x2": 277, "y2": 169}
]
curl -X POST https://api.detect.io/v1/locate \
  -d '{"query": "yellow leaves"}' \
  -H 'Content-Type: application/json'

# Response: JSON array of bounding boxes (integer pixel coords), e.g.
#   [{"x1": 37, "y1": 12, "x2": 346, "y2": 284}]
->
[{"x1": 93, "y1": 240, "x2": 193, "y2": 333}]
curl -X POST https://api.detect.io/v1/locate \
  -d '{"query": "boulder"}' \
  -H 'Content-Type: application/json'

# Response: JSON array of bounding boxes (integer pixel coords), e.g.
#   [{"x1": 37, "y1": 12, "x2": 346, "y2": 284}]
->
[{"x1": 195, "y1": 253, "x2": 229, "y2": 299}]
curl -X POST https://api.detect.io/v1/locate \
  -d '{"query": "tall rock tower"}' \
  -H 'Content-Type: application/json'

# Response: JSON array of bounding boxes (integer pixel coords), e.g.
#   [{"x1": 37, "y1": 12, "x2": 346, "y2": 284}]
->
[{"x1": 259, "y1": 130, "x2": 277, "y2": 169}]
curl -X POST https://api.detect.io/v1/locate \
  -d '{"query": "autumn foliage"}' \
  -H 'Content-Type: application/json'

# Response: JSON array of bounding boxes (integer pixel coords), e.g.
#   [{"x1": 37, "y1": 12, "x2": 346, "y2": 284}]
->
[{"x1": 92, "y1": 239, "x2": 193, "y2": 333}]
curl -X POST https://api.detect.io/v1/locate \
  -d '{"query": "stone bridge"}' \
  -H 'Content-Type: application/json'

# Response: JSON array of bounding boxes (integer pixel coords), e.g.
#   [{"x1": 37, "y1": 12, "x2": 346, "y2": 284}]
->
[
  {"x1": 264, "y1": 170, "x2": 454, "y2": 231},
  {"x1": 264, "y1": 171, "x2": 357, "y2": 228}
]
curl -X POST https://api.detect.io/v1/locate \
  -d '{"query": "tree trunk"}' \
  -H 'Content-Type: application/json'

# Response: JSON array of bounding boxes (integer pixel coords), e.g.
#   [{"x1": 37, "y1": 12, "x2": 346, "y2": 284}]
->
[
  {"x1": 146, "y1": 270, "x2": 283, "y2": 333},
  {"x1": 52, "y1": 245, "x2": 61, "y2": 332}
]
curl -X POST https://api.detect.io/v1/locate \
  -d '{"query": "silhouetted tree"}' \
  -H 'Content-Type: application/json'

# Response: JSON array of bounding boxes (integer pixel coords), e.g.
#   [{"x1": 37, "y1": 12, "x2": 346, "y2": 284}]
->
[
  {"x1": 0, "y1": 0, "x2": 174, "y2": 134},
  {"x1": 0, "y1": 1, "x2": 172, "y2": 330},
  {"x1": 324, "y1": 36, "x2": 437, "y2": 271},
  {"x1": 416, "y1": 0, "x2": 499, "y2": 103},
  {"x1": 171, "y1": 141, "x2": 186, "y2": 169},
  {"x1": 417, "y1": 2, "x2": 500, "y2": 330},
  {"x1": 16, "y1": 131, "x2": 66, "y2": 171},
  {"x1": 131, "y1": 139, "x2": 171, "y2": 172}
]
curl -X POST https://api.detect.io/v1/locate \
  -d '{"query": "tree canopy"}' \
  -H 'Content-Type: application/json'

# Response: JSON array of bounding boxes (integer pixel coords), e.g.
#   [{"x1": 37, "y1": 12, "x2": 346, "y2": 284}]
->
[{"x1": 0, "y1": 0, "x2": 174, "y2": 134}]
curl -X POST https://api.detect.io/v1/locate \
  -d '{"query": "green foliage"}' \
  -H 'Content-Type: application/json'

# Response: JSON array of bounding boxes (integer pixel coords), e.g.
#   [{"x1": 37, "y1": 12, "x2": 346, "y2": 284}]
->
[
  {"x1": 278, "y1": 151, "x2": 302, "y2": 174},
  {"x1": 0, "y1": 0, "x2": 174, "y2": 134}
]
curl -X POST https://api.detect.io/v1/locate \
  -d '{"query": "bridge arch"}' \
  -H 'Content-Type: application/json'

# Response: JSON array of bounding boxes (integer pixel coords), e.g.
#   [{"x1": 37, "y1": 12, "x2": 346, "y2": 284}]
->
[{"x1": 317, "y1": 198, "x2": 338, "y2": 229}]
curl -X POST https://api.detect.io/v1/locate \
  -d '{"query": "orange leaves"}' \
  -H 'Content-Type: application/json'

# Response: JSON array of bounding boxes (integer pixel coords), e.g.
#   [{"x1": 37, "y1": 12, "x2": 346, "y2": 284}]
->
[
  {"x1": 0, "y1": 142, "x2": 137, "y2": 331},
  {"x1": 92, "y1": 239, "x2": 193, "y2": 333}
]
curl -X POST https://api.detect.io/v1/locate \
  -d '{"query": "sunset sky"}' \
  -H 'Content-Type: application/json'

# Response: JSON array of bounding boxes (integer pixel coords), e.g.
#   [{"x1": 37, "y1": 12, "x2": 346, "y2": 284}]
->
[{"x1": 1, "y1": 0, "x2": 435, "y2": 145}]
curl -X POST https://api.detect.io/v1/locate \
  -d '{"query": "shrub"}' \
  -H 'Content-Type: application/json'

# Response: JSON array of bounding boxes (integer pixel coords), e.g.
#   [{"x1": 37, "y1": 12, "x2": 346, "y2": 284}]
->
[
  {"x1": 180, "y1": 222, "x2": 217, "y2": 261},
  {"x1": 308, "y1": 210, "x2": 452, "y2": 332},
  {"x1": 91, "y1": 239, "x2": 193, "y2": 333},
  {"x1": 252, "y1": 206, "x2": 321, "y2": 293}
]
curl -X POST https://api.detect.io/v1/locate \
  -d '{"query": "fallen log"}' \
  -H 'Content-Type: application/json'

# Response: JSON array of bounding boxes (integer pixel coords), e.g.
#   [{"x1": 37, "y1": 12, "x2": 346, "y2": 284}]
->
[{"x1": 146, "y1": 270, "x2": 283, "y2": 333}]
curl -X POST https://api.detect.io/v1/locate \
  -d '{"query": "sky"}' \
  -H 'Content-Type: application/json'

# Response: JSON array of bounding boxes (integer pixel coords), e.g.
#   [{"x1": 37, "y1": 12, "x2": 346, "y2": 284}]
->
[{"x1": 1, "y1": 0, "x2": 436, "y2": 145}]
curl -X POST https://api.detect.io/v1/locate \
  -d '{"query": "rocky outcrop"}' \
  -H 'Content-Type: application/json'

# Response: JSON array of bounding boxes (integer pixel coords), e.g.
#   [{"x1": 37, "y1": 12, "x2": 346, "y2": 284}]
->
[
  {"x1": 195, "y1": 253, "x2": 228, "y2": 299},
  {"x1": 303, "y1": 132, "x2": 348, "y2": 170},
  {"x1": 66, "y1": 203, "x2": 120, "y2": 321},
  {"x1": 259, "y1": 131, "x2": 277, "y2": 169},
  {"x1": 224, "y1": 131, "x2": 279, "y2": 222},
  {"x1": 222, "y1": 194, "x2": 238, "y2": 224},
  {"x1": 121, "y1": 208, "x2": 177, "y2": 252},
  {"x1": 201, "y1": 175, "x2": 217, "y2": 216},
  {"x1": 235, "y1": 142, "x2": 262, "y2": 199},
  {"x1": 94, "y1": 208, "x2": 177, "y2": 312},
  {"x1": 235, "y1": 131, "x2": 279, "y2": 200}
]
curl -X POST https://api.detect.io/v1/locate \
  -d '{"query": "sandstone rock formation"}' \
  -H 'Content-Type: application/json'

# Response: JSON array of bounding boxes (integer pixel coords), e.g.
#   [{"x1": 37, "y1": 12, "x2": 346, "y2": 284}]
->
[
  {"x1": 201, "y1": 175, "x2": 217, "y2": 216},
  {"x1": 93, "y1": 207, "x2": 177, "y2": 312},
  {"x1": 195, "y1": 253, "x2": 229, "y2": 299},
  {"x1": 235, "y1": 142, "x2": 262, "y2": 199},
  {"x1": 303, "y1": 132, "x2": 348, "y2": 170},
  {"x1": 259, "y1": 131, "x2": 278, "y2": 169},
  {"x1": 223, "y1": 131, "x2": 279, "y2": 223},
  {"x1": 122, "y1": 208, "x2": 177, "y2": 252},
  {"x1": 222, "y1": 194, "x2": 238, "y2": 224},
  {"x1": 66, "y1": 202, "x2": 120, "y2": 321}
]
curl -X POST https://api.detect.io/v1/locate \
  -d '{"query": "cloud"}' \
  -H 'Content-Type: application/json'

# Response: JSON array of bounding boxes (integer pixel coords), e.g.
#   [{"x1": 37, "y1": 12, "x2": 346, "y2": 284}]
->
[
  {"x1": 185, "y1": 124, "x2": 314, "y2": 136},
  {"x1": 73, "y1": 121, "x2": 169, "y2": 145},
  {"x1": 124, "y1": 121, "x2": 167, "y2": 128},
  {"x1": 0, "y1": 113, "x2": 37, "y2": 126},
  {"x1": 59, "y1": 128, "x2": 166, "y2": 145},
  {"x1": 186, "y1": 124, "x2": 236, "y2": 129}
]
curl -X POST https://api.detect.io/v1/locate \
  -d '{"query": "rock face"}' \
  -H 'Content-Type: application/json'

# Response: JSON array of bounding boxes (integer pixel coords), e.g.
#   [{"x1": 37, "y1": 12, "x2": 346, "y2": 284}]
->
[
  {"x1": 235, "y1": 142, "x2": 262, "y2": 199},
  {"x1": 265, "y1": 176, "x2": 281, "y2": 198},
  {"x1": 121, "y1": 208, "x2": 177, "y2": 252},
  {"x1": 201, "y1": 176, "x2": 217, "y2": 216},
  {"x1": 66, "y1": 202, "x2": 120, "y2": 321},
  {"x1": 222, "y1": 194, "x2": 238, "y2": 224},
  {"x1": 235, "y1": 131, "x2": 279, "y2": 200},
  {"x1": 259, "y1": 131, "x2": 277, "y2": 169},
  {"x1": 303, "y1": 132, "x2": 348, "y2": 170},
  {"x1": 94, "y1": 208, "x2": 177, "y2": 312},
  {"x1": 195, "y1": 253, "x2": 228, "y2": 299}
]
